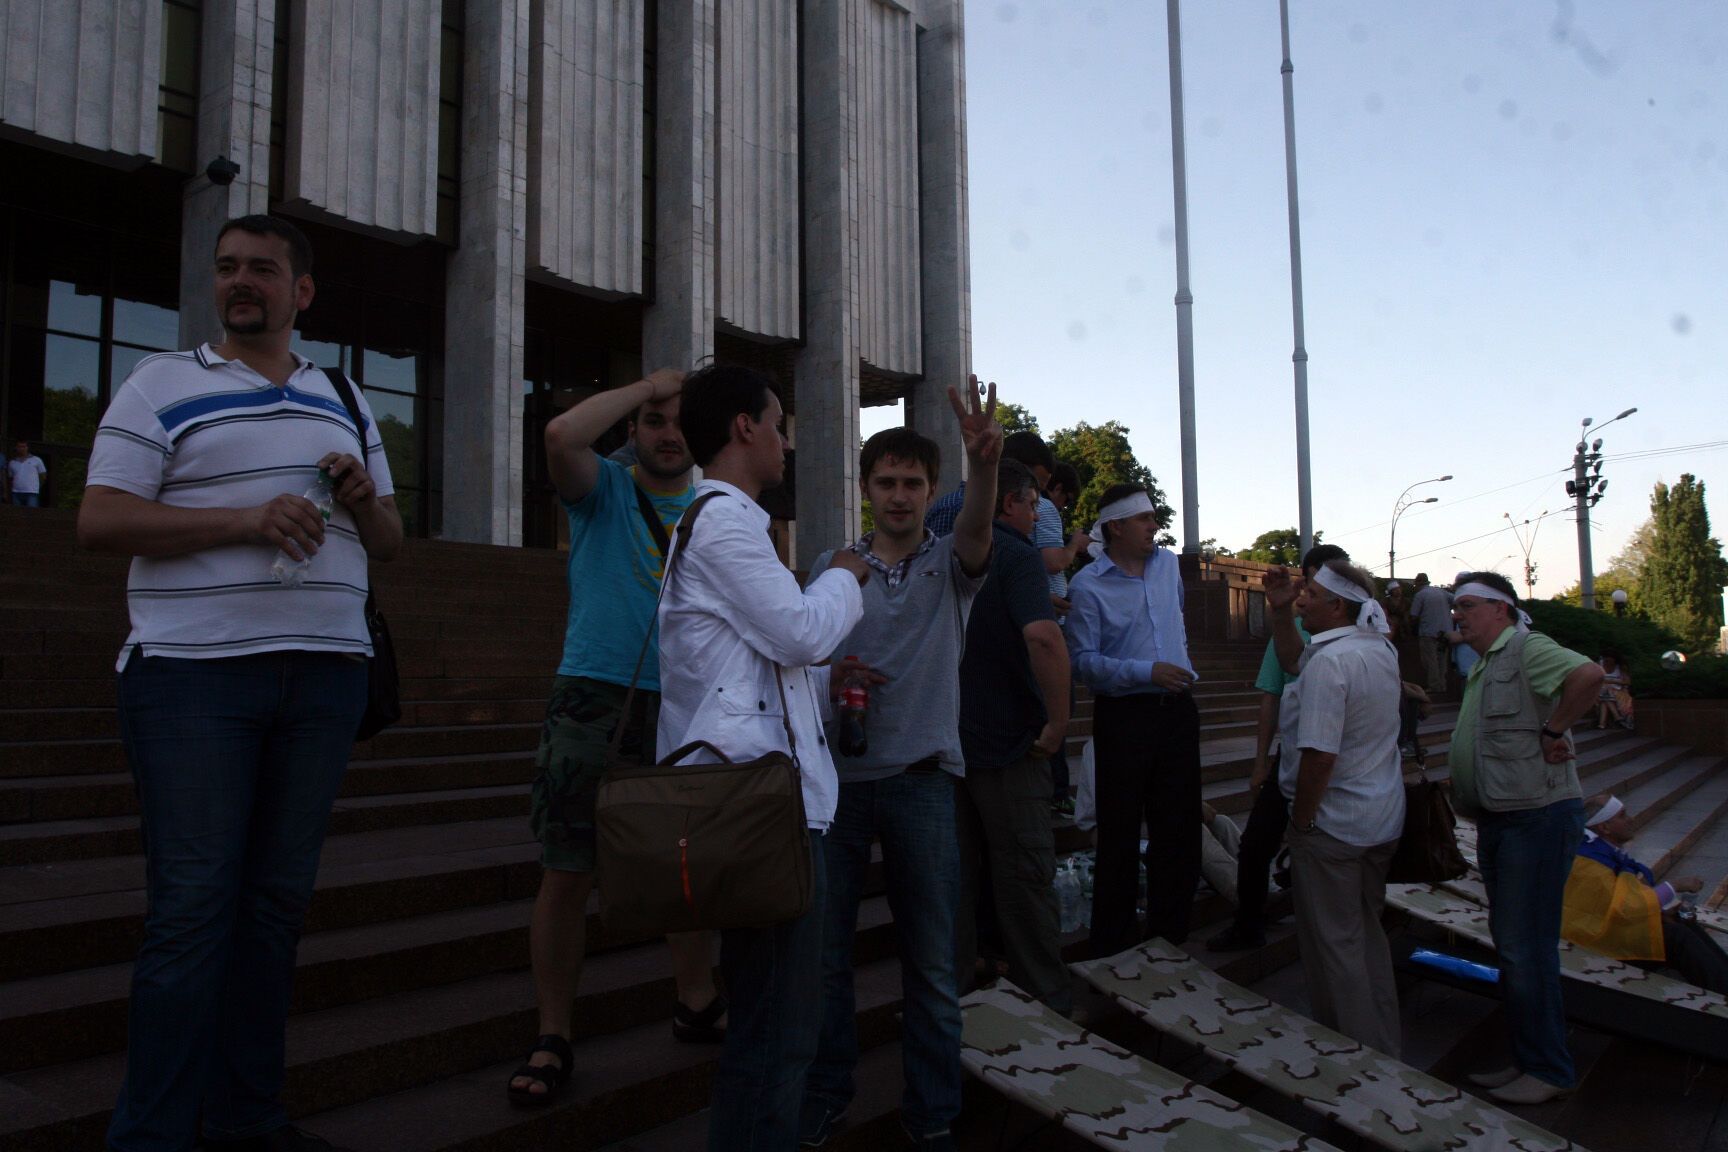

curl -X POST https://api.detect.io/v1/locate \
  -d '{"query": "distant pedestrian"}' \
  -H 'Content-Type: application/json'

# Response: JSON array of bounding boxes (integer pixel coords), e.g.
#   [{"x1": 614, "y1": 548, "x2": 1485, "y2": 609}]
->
[
  {"x1": 1408, "y1": 572, "x2": 1453, "y2": 695},
  {"x1": 1067, "y1": 483, "x2": 1201, "y2": 953},
  {"x1": 5, "y1": 440, "x2": 47, "y2": 506}
]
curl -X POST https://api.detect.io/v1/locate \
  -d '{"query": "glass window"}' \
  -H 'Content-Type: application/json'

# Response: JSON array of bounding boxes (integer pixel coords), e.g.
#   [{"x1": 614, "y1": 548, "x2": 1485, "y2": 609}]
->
[
  {"x1": 43, "y1": 335, "x2": 103, "y2": 448},
  {"x1": 113, "y1": 298, "x2": 179, "y2": 350},
  {"x1": 363, "y1": 349, "x2": 419, "y2": 395},
  {"x1": 363, "y1": 387, "x2": 420, "y2": 491},
  {"x1": 48, "y1": 281, "x2": 102, "y2": 336},
  {"x1": 110, "y1": 344, "x2": 157, "y2": 385},
  {"x1": 293, "y1": 336, "x2": 348, "y2": 370}
]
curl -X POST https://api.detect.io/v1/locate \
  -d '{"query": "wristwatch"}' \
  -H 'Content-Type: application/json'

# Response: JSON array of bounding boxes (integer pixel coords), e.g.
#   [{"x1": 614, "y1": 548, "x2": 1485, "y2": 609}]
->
[
  {"x1": 1540, "y1": 726, "x2": 1565, "y2": 741},
  {"x1": 1296, "y1": 816, "x2": 1318, "y2": 834}
]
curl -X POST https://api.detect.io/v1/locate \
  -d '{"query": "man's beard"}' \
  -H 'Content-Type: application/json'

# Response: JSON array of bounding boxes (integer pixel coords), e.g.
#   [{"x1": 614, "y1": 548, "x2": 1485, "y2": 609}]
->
[
  {"x1": 224, "y1": 299, "x2": 270, "y2": 335},
  {"x1": 636, "y1": 448, "x2": 690, "y2": 481}
]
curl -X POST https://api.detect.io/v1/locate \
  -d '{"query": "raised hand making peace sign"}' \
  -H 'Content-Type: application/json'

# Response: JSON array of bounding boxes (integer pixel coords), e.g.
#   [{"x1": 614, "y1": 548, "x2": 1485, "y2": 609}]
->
[{"x1": 946, "y1": 373, "x2": 1003, "y2": 466}]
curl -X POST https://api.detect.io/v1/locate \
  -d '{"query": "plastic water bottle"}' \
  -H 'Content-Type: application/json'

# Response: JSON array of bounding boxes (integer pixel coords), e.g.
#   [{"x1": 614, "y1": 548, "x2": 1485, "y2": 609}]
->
[
  {"x1": 1055, "y1": 861, "x2": 1082, "y2": 934},
  {"x1": 838, "y1": 658, "x2": 869, "y2": 757},
  {"x1": 270, "y1": 467, "x2": 335, "y2": 588}
]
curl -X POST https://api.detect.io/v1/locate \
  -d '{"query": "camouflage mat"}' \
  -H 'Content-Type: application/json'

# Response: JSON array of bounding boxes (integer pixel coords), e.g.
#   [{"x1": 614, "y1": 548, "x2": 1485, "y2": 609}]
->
[
  {"x1": 1074, "y1": 941, "x2": 1584, "y2": 1152},
  {"x1": 1386, "y1": 883, "x2": 1728, "y2": 1019},
  {"x1": 960, "y1": 984, "x2": 1340, "y2": 1150}
]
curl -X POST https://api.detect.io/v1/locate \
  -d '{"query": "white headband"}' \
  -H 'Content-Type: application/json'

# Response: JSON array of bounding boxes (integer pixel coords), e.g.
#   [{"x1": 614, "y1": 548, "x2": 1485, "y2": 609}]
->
[
  {"x1": 1454, "y1": 581, "x2": 1533, "y2": 631},
  {"x1": 1585, "y1": 795, "x2": 1623, "y2": 827},
  {"x1": 1087, "y1": 492, "x2": 1156, "y2": 559},
  {"x1": 1312, "y1": 564, "x2": 1391, "y2": 634}
]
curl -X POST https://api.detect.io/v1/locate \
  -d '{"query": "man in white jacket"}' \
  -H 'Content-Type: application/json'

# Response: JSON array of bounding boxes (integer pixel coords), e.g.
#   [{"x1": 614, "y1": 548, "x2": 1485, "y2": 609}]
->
[{"x1": 657, "y1": 364, "x2": 868, "y2": 1151}]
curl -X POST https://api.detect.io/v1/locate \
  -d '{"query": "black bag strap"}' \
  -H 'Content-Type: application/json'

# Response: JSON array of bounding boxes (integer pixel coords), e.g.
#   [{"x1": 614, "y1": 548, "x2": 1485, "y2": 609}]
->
[
  {"x1": 320, "y1": 366, "x2": 378, "y2": 615},
  {"x1": 632, "y1": 477, "x2": 673, "y2": 556},
  {"x1": 607, "y1": 491, "x2": 800, "y2": 770},
  {"x1": 321, "y1": 367, "x2": 368, "y2": 455}
]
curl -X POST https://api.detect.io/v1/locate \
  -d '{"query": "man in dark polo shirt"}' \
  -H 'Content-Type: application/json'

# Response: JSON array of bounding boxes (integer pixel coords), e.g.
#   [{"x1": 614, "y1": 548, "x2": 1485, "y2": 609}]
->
[{"x1": 955, "y1": 459, "x2": 1073, "y2": 1014}]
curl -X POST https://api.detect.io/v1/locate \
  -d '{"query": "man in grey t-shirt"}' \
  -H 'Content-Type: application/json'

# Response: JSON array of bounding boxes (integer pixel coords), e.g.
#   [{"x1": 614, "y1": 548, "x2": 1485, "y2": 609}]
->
[
  {"x1": 1408, "y1": 572, "x2": 1454, "y2": 695},
  {"x1": 799, "y1": 385, "x2": 1001, "y2": 1149}
]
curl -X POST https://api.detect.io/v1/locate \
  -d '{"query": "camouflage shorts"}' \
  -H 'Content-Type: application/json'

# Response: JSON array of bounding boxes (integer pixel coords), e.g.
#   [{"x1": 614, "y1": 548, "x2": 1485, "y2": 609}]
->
[{"x1": 529, "y1": 676, "x2": 659, "y2": 872}]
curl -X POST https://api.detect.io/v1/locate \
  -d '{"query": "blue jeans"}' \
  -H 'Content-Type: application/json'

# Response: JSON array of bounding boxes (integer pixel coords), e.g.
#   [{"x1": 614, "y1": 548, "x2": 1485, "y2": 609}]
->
[
  {"x1": 107, "y1": 652, "x2": 367, "y2": 1152},
  {"x1": 709, "y1": 830, "x2": 829, "y2": 1152},
  {"x1": 805, "y1": 771, "x2": 962, "y2": 1137},
  {"x1": 1477, "y1": 797, "x2": 1585, "y2": 1088},
  {"x1": 10, "y1": 490, "x2": 40, "y2": 506}
]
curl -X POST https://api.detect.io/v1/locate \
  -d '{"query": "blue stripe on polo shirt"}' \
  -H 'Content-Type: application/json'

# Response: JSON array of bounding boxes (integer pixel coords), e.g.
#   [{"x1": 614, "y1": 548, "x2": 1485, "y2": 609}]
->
[{"x1": 157, "y1": 383, "x2": 365, "y2": 438}]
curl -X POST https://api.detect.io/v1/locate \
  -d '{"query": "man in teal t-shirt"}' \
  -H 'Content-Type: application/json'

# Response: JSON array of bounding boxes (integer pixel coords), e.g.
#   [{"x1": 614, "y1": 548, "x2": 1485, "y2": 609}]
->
[
  {"x1": 508, "y1": 370, "x2": 718, "y2": 1105},
  {"x1": 1208, "y1": 545, "x2": 1345, "y2": 952}
]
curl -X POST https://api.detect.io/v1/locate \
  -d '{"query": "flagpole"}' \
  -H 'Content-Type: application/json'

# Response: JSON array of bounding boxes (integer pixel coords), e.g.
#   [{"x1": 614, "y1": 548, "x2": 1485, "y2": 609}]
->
[
  {"x1": 1280, "y1": 0, "x2": 1314, "y2": 558},
  {"x1": 1167, "y1": 0, "x2": 1200, "y2": 554}
]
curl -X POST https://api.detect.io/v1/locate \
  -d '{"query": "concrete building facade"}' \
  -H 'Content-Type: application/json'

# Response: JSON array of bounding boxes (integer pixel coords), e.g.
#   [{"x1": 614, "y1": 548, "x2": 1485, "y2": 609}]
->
[{"x1": 0, "y1": 0, "x2": 971, "y2": 564}]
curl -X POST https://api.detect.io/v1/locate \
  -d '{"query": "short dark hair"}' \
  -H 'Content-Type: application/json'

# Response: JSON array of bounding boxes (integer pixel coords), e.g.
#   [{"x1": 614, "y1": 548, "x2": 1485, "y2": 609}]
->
[
  {"x1": 860, "y1": 427, "x2": 940, "y2": 488},
  {"x1": 1097, "y1": 483, "x2": 1149, "y2": 543},
  {"x1": 1302, "y1": 543, "x2": 1348, "y2": 576},
  {"x1": 216, "y1": 214, "x2": 314, "y2": 279},
  {"x1": 1048, "y1": 462, "x2": 1079, "y2": 498},
  {"x1": 677, "y1": 363, "x2": 779, "y2": 468},
  {"x1": 1002, "y1": 430, "x2": 1056, "y2": 475},
  {"x1": 1456, "y1": 570, "x2": 1520, "y2": 622},
  {"x1": 995, "y1": 459, "x2": 1038, "y2": 516}
]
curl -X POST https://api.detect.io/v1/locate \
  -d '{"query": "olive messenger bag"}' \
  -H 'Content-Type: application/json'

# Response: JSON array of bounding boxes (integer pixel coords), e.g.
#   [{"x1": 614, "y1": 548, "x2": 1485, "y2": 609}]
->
[{"x1": 595, "y1": 490, "x2": 813, "y2": 938}]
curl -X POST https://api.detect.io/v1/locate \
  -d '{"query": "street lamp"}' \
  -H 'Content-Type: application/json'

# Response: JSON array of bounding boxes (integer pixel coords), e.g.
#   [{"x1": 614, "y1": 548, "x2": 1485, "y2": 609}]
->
[
  {"x1": 1612, "y1": 588, "x2": 1628, "y2": 617},
  {"x1": 1388, "y1": 474, "x2": 1452, "y2": 580},
  {"x1": 1570, "y1": 408, "x2": 1637, "y2": 609}
]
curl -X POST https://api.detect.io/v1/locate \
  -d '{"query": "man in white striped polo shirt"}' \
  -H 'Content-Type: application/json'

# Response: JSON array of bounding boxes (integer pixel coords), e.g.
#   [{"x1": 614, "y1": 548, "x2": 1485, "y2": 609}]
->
[{"x1": 79, "y1": 215, "x2": 401, "y2": 1152}]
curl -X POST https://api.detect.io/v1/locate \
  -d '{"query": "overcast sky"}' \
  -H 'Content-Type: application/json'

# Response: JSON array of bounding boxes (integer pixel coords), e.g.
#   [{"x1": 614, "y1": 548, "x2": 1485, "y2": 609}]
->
[{"x1": 868, "y1": 0, "x2": 1727, "y2": 596}]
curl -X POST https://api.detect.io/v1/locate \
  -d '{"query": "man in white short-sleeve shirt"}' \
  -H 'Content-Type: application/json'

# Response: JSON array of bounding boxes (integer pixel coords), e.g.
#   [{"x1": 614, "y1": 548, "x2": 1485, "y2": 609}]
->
[
  {"x1": 1279, "y1": 559, "x2": 1406, "y2": 1057},
  {"x1": 78, "y1": 215, "x2": 401, "y2": 1152},
  {"x1": 5, "y1": 440, "x2": 47, "y2": 505}
]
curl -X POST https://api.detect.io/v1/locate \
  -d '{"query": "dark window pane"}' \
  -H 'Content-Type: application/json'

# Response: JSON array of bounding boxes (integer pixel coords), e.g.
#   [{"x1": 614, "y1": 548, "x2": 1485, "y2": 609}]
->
[
  {"x1": 113, "y1": 298, "x2": 179, "y2": 350},
  {"x1": 293, "y1": 336, "x2": 347, "y2": 370},
  {"x1": 363, "y1": 349, "x2": 419, "y2": 394},
  {"x1": 111, "y1": 344, "x2": 157, "y2": 385},
  {"x1": 49, "y1": 281, "x2": 102, "y2": 336},
  {"x1": 162, "y1": 3, "x2": 199, "y2": 93},
  {"x1": 364, "y1": 387, "x2": 419, "y2": 491},
  {"x1": 159, "y1": 111, "x2": 195, "y2": 172},
  {"x1": 50, "y1": 453, "x2": 89, "y2": 510},
  {"x1": 43, "y1": 335, "x2": 103, "y2": 448}
]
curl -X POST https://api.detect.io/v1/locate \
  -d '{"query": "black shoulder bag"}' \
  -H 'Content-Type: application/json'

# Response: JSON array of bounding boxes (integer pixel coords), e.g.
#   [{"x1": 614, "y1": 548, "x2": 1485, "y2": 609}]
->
[{"x1": 322, "y1": 367, "x2": 403, "y2": 741}]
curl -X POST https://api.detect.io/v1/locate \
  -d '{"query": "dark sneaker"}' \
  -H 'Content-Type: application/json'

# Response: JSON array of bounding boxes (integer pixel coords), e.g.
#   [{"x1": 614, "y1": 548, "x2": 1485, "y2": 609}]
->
[
  {"x1": 798, "y1": 1099, "x2": 849, "y2": 1148},
  {"x1": 901, "y1": 1121, "x2": 958, "y2": 1150},
  {"x1": 1205, "y1": 925, "x2": 1266, "y2": 952}
]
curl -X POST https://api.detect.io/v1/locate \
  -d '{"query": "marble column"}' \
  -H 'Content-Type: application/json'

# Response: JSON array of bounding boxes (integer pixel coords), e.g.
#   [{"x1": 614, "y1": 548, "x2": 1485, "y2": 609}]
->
[{"x1": 440, "y1": 0, "x2": 530, "y2": 544}]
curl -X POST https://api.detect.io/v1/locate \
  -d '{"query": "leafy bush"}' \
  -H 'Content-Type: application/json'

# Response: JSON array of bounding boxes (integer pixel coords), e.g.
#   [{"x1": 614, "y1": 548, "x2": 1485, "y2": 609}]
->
[{"x1": 1524, "y1": 600, "x2": 1727, "y2": 698}]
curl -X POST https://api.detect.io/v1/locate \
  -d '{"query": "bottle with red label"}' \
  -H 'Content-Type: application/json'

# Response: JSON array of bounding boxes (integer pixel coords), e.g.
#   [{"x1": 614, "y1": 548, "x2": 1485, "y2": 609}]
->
[{"x1": 838, "y1": 657, "x2": 869, "y2": 757}]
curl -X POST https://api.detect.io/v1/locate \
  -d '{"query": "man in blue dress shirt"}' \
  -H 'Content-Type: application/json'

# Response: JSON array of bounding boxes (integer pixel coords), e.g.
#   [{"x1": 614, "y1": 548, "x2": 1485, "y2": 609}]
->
[{"x1": 1065, "y1": 483, "x2": 1201, "y2": 955}]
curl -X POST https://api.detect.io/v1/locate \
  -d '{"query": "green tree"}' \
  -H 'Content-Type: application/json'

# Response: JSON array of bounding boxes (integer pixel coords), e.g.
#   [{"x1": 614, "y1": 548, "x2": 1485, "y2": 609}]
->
[
  {"x1": 1554, "y1": 518, "x2": 1654, "y2": 613},
  {"x1": 1046, "y1": 421, "x2": 1175, "y2": 547},
  {"x1": 1239, "y1": 527, "x2": 1322, "y2": 567},
  {"x1": 1640, "y1": 474, "x2": 1728, "y2": 653},
  {"x1": 994, "y1": 401, "x2": 1039, "y2": 437}
]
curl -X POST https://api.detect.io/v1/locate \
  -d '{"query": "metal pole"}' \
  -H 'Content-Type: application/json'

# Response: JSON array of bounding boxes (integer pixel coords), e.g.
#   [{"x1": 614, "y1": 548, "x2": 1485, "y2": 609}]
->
[
  {"x1": 1167, "y1": 0, "x2": 1200, "y2": 553},
  {"x1": 1575, "y1": 440, "x2": 1595, "y2": 609},
  {"x1": 1279, "y1": 0, "x2": 1312, "y2": 558}
]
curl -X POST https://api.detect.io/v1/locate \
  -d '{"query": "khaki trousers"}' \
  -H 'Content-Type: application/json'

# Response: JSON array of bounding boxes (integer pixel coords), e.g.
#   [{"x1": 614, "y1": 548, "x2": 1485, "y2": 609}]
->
[{"x1": 1288, "y1": 827, "x2": 1401, "y2": 1057}]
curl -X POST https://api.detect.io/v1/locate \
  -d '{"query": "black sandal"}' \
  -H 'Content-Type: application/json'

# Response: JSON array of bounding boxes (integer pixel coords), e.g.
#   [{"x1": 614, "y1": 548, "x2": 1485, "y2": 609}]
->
[
  {"x1": 506, "y1": 1033, "x2": 573, "y2": 1106},
  {"x1": 672, "y1": 994, "x2": 728, "y2": 1044}
]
